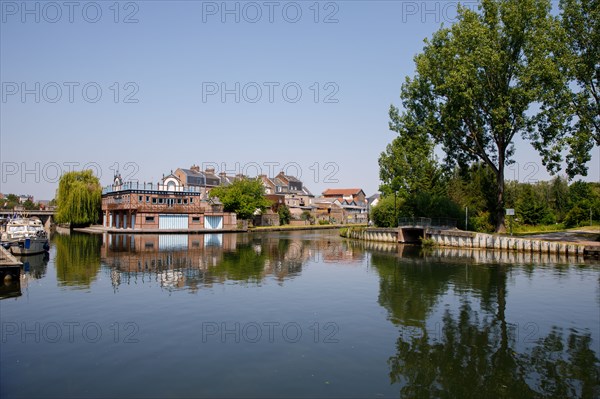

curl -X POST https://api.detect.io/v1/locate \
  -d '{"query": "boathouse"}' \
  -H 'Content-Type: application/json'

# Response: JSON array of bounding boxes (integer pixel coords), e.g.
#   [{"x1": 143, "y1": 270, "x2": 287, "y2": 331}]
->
[{"x1": 101, "y1": 173, "x2": 236, "y2": 231}]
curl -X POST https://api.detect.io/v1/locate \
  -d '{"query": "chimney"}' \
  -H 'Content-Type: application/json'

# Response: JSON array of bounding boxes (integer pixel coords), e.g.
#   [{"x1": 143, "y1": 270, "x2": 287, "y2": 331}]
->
[
  {"x1": 205, "y1": 167, "x2": 215, "y2": 174},
  {"x1": 190, "y1": 164, "x2": 200, "y2": 173}
]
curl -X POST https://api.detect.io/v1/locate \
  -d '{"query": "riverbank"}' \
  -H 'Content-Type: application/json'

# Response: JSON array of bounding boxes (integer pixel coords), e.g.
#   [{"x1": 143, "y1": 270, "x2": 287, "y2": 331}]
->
[
  {"x1": 342, "y1": 226, "x2": 600, "y2": 258},
  {"x1": 71, "y1": 224, "x2": 366, "y2": 235}
]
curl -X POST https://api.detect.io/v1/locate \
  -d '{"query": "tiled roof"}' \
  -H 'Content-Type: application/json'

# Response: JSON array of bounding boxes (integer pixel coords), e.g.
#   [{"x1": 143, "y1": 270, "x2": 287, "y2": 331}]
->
[{"x1": 322, "y1": 188, "x2": 364, "y2": 196}]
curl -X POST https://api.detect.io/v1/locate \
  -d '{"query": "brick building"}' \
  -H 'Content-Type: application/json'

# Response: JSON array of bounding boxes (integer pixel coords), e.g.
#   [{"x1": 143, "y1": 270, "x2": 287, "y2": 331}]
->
[{"x1": 101, "y1": 172, "x2": 236, "y2": 231}]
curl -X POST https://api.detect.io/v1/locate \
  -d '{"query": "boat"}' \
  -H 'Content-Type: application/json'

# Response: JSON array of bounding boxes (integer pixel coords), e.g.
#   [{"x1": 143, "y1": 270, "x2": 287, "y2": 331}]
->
[{"x1": 1, "y1": 216, "x2": 50, "y2": 256}]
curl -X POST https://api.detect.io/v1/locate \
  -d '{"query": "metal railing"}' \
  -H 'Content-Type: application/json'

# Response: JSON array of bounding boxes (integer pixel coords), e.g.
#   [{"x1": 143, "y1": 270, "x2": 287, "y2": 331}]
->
[
  {"x1": 398, "y1": 217, "x2": 431, "y2": 227},
  {"x1": 397, "y1": 217, "x2": 457, "y2": 229},
  {"x1": 102, "y1": 182, "x2": 203, "y2": 195}
]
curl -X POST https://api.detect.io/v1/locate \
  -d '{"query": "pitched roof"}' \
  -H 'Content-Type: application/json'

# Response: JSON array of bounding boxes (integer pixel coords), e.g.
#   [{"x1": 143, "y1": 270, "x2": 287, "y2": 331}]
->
[{"x1": 322, "y1": 188, "x2": 364, "y2": 196}]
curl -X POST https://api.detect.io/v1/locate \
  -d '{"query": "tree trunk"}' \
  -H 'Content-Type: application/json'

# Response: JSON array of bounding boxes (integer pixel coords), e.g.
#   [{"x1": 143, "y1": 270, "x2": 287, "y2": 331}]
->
[{"x1": 495, "y1": 165, "x2": 506, "y2": 233}]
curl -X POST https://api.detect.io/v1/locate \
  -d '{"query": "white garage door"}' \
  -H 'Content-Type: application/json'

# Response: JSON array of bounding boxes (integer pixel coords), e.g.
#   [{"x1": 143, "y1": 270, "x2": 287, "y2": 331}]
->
[
  {"x1": 159, "y1": 214, "x2": 189, "y2": 230},
  {"x1": 205, "y1": 216, "x2": 223, "y2": 230}
]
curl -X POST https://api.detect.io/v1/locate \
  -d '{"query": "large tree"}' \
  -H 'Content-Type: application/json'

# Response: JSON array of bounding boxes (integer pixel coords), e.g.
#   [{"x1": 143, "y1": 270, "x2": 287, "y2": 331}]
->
[
  {"x1": 398, "y1": 0, "x2": 556, "y2": 232},
  {"x1": 531, "y1": 0, "x2": 599, "y2": 178},
  {"x1": 380, "y1": 108, "x2": 444, "y2": 198},
  {"x1": 209, "y1": 177, "x2": 271, "y2": 220},
  {"x1": 55, "y1": 170, "x2": 101, "y2": 226}
]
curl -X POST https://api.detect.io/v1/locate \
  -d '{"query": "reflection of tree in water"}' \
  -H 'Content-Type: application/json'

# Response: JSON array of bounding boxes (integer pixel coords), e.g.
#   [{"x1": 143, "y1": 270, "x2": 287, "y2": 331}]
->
[
  {"x1": 54, "y1": 233, "x2": 101, "y2": 288},
  {"x1": 205, "y1": 243, "x2": 268, "y2": 283},
  {"x1": 205, "y1": 237, "x2": 307, "y2": 283},
  {"x1": 371, "y1": 254, "x2": 600, "y2": 398}
]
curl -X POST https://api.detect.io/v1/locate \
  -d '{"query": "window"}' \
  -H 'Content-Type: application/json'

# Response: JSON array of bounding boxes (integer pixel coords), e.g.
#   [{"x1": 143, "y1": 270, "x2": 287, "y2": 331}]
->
[
  {"x1": 177, "y1": 198, "x2": 182, "y2": 204},
  {"x1": 192, "y1": 217, "x2": 200, "y2": 222},
  {"x1": 145, "y1": 216, "x2": 155, "y2": 222},
  {"x1": 184, "y1": 199, "x2": 188, "y2": 204},
  {"x1": 158, "y1": 198, "x2": 164, "y2": 204},
  {"x1": 139, "y1": 196, "x2": 143, "y2": 201},
  {"x1": 152, "y1": 198, "x2": 157, "y2": 204},
  {"x1": 146, "y1": 196, "x2": 150, "y2": 202},
  {"x1": 190, "y1": 198, "x2": 193, "y2": 203}
]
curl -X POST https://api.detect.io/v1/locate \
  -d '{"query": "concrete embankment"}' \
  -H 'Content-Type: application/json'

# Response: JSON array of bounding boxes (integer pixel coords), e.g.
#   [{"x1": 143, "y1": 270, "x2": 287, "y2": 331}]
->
[
  {"x1": 71, "y1": 224, "x2": 362, "y2": 235},
  {"x1": 343, "y1": 227, "x2": 597, "y2": 257}
]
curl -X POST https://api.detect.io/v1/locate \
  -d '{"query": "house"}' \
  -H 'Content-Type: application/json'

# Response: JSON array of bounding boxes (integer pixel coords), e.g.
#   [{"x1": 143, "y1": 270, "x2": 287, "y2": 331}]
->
[
  {"x1": 367, "y1": 193, "x2": 381, "y2": 225},
  {"x1": 260, "y1": 172, "x2": 315, "y2": 219},
  {"x1": 313, "y1": 197, "x2": 345, "y2": 224},
  {"x1": 318, "y1": 188, "x2": 368, "y2": 224},
  {"x1": 174, "y1": 165, "x2": 221, "y2": 198},
  {"x1": 18, "y1": 194, "x2": 33, "y2": 204},
  {"x1": 322, "y1": 188, "x2": 366, "y2": 204},
  {"x1": 367, "y1": 193, "x2": 380, "y2": 209},
  {"x1": 101, "y1": 172, "x2": 237, "y2": 231},
  {"x1": 258, "y1": 175, "x2": 276, "y2": 195}
]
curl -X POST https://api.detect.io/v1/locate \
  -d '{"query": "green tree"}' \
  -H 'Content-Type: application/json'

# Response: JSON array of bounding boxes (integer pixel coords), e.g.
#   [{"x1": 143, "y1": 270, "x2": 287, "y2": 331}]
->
[
  {"x1": 209, "y1": 177, "x2": 271, "y2": 220},
  {"x1": 2, "y1": 194, "x2": 19, "y2": 209},
  {"x1": 516, "y1": 184, "x2": 552, "y2": 225},
  {"x1": 371, "y1": 195, "x2": 402, "y2": 227},
  {"x1": 55, "y1": 170, "x2": 101, "y2": 226},
  {"x1": 563, "y1": 180, "x2": 600, "y2": 227},
  {"x1": 550, "y1": 176, "x2": 570, "y2": 221},
  {"x1": 278, "y1": 204, "x2": 291, "y2": 225},
  {"x1": 380, "y1": 108, "x2": 443, "y2": 198},
  {"x1": 397, "y1": 0, "x2": 556, "y2": 232},
  {"x1": 532, "y1": 0, "x2": 599, "y2": 178},
  {"x1": 22, "y1": 199, "x2": 37, "y2": 210}
]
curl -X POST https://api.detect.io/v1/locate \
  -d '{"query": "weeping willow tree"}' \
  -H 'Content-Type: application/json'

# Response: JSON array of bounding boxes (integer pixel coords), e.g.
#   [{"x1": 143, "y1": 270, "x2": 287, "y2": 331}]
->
[{"x1": 55, "y1": 170, "x2": 101, "y2": 226}]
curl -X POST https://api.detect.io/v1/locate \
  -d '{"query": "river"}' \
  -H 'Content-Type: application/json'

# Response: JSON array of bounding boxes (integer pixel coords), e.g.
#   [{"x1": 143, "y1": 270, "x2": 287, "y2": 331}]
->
[{"x1": 1, "y1": 230, "x2": 598, "y2": 398}]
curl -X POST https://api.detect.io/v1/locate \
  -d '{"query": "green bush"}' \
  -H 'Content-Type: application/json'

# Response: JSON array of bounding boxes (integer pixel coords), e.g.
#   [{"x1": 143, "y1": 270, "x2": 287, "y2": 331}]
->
[
  {"x1": 471, "y1": 211, "x2": 494, "y2": 233},
  {"x1": 563, "y1": 205, "x2": 589, "y2": 228}
]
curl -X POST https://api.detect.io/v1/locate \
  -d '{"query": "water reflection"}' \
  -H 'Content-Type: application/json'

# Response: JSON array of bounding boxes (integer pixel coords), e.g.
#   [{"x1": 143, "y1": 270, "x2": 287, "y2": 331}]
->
[
  {"x1": 19, "y1": 252, "x2": 49, "y2": 280},
  {"x1": 100, "y1": 232, "x2": 361, "y2": 292},
  {"x1": 53, "y1": 233, "x2": 102, "y2": 289},
  {"x1": 367, "y1": 244, "x2": 600, "y2": 398},
  {"x1": 51, "y1": 232, "x2": 600, "y2": 396}
]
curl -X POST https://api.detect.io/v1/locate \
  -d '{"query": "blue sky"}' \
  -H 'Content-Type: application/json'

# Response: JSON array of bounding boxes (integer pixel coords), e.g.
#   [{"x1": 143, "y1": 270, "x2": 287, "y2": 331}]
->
[{"x1": 1, "y1": 0, "x2": 598, "y2": 200}]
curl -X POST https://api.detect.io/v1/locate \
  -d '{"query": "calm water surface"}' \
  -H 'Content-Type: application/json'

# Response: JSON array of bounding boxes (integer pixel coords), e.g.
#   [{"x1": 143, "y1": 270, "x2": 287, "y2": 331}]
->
[{"x1": 1, "y1": 231, "x2": 599, "y2": 398}]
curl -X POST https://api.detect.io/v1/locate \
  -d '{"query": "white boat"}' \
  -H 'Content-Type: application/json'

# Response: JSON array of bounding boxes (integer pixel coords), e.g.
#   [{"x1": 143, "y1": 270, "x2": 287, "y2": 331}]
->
[{"x1": 1, "y1": 217, "x2": 50, "y2": 256}]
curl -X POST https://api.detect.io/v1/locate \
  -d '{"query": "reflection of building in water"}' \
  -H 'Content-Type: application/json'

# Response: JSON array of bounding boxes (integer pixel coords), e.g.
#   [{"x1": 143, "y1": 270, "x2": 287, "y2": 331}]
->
[
  {"x1": 102, "y1": 233, "x2": 240, "y2": 292},
  {"x1": 101, "y1": 233, "x2": 356, "y2": 290}
]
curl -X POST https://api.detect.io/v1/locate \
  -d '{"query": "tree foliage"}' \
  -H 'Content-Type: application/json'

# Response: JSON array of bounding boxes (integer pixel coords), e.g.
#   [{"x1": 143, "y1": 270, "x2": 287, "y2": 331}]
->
[
  {"x1": 209, "y1": 177, "x2": 271, "y2": 220},
  {"x1": 397, "y1": 0, "x2": 558, "y2": 232},
  {"x1": 532, "y1": 0, "x2": 599, "y2": 177},
  {"x1": 55, "y1": 170, "x2": 101, "y2": 226},
  {"x1": 380, "y1": 108, "x2": 443, "y2": 198},
  {"x1": 371, "y1": 195, "x2": 402, "y2": 228},
  {"x1": 278, "y1": 204, "x2": 291, "y2": 225}
]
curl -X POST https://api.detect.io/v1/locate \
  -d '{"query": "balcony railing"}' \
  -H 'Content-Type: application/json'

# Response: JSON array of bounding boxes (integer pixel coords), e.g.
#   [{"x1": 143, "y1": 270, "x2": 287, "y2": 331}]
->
[{"x1": 102, "y1": 182, "x2": 204, "y2": 195}]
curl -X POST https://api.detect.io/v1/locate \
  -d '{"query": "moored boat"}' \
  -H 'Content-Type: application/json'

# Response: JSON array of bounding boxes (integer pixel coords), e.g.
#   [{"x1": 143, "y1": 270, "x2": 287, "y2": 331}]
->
[{"x1": 1, "y1": 217, "x2": 50, "y2": 256}]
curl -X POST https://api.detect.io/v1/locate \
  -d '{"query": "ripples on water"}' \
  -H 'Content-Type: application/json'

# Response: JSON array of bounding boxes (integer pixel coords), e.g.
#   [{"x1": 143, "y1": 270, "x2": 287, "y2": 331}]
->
[{"x1": 1, "y1": 231, "x2": 598, "y2": 398}]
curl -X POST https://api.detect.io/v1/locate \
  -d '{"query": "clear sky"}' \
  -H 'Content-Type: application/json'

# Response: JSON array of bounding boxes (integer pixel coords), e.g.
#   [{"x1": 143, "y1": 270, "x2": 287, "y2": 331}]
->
[{"x1": 1, "y1": 0, "x2": 598, "y2": 200}]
